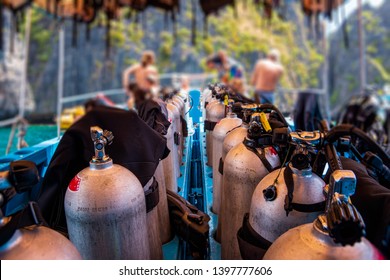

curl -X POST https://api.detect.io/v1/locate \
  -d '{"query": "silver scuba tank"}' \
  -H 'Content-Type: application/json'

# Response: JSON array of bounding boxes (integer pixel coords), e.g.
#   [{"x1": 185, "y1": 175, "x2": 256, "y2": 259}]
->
[
  {"x1": 201, "y1": 87, "x2": 212, "y2": 118},
  {"x1": 264, "y1": 171, "x2": 383, "y2": 260},
  {"x1": 263, "y1": 221, "x2": 383, "y2": 260},
  {"x1": 212, "y1": 101, "x2": 243, "y2": 214},
  {"x1": 64, "y1": 127, "x2": 150, "y2": 259},
  {"x1": 220, "y1": 113, "x2": 280, "y2": 259},
  {"x1": 247, "y1": 146, "x2": 326, "y2": 258},
  {"x1": 0, "y1": 162, "x2": 82, "y2": 260},
  {"x1": 172, "y1": 96, "x2": 185, "y2": 162},
  {"x1": 178, "y1": 90, "x2": 190, "y2": 123},
  {"x1": 215, "y1": 122, "x2": 247, "y2": 244},
  {"x1": 0, "y1": 220, "x2": 82, "y2": 260},
  {"x1": 221, "y1": 126, "x2": 248, "y2": 162},
  {"x1": 173, "y1": 95, "x2": 185, "y2": 118},
  {"x1": 162, "y1": 108, "x2": 179, "y2": 192},
  {"x1": 154, "y1": 160, "x2": 172, "y2": 244},
  {"x1": 166, "y1": 104, "x2": 181, "y2": 179},
  {"x1": 205, "y1": 100, "x2": 225, "y2": 167},
  {"x1": 144, "y1": 178, "x2": 163, "y2": 260}
]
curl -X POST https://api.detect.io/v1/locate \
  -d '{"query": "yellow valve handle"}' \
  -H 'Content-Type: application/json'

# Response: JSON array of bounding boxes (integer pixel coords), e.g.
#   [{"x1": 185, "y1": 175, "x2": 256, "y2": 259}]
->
[
  {"x1": 259, "y1": 112, "x2": 272, "y2": 133},
  {"x1": 224, "y1": 95, "x2": 229, "y2": 106}
]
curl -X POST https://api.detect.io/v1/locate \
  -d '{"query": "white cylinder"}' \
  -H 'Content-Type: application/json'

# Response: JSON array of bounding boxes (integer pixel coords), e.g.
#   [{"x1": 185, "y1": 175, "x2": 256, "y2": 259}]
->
[
  {"x1": 155, "y1": 161, "x2": 172, "y2": 244},
  {"x1": 0, "y1": 226, "x2": 82, "y2": 260},
  {"x1": 212, "y1": 115, "x2": 243, "y2": 214},
  {"x1": 221, "y1": 144, "x2": 280, "y2": 259},
  {"x1": 263, "y1": 223, "x2": 383, "y2": 260},
  {"x1": 65, "y1": 163, "x2": 150, "y2": 260}
]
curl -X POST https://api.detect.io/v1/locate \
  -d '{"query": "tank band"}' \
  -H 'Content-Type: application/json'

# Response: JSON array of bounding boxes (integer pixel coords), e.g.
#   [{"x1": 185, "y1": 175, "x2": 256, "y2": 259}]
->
[
  {"x1": 144, "y1": 178, "x2": 160, "y2": 213},
  {"x1": 218, "y1": 158, "x2": 224, "y2": 175},
  {"x1": 243, "y1": 139, "x2": 277, "y2": 173},
  {"x1": 284, "y1": 165, "x2": 326, "y2": 215},
  {"x1": 174, "y1": 132, "x2": 180, "y2": 146},
  {"x1": 237, "y1": 213, "x2": 272, "y2": 259},
  {"x1": 204, "y1": 120, "x2": 217, "y2": 132}
]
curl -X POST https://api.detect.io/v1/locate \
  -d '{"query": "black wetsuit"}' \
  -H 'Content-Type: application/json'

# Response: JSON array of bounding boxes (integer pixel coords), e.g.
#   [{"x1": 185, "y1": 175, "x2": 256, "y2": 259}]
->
[{"x1": 38, "y1": 106, "x2": 169, "y2": 235}]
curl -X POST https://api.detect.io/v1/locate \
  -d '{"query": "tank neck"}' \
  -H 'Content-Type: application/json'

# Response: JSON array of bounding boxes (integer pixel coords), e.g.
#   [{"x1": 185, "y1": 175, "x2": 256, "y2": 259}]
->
[
  {"x1": 90, "y1": 159, "x2": 113, "y2": 170},
  {"x1": 226, "y1": 112, "x2": 237, "y2": 118},
  {"x1": 289, "y1": 163, "x2": 312, "y2": 177},
  {"x1": 313, "y1": 214, "x2": 329, "y2": 235}
]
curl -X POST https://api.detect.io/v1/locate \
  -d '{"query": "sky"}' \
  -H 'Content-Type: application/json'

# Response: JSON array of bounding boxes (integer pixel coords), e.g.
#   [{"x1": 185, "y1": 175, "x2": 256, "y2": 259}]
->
[{"x1": 327, "y1": 0, "x2": 385, "y2": 34}]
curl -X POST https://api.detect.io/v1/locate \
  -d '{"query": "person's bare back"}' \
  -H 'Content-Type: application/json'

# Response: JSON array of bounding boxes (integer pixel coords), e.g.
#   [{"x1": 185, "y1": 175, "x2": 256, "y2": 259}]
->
[
  {"x1": 250, "y1": 49, "x2": 283, "y2": 104},
  {"x1": 123, "y1": 63, "x2": 158, "y2": 92},
  {"x1": 252, "y1": 59, "x2": 283, "y2": 91},
  {"x1": 123, "y1": 51, "x2": 159, "y2": 94}
]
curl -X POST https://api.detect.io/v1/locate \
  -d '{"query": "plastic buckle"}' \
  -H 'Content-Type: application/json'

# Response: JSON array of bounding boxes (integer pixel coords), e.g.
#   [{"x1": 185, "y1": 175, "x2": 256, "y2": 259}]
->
[{"x1": 28, "y1": 202, "x2": 43, "y2": 226}]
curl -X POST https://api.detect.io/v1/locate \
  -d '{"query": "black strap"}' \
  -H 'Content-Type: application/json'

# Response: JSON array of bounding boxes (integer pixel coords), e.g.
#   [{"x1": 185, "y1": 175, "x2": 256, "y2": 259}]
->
[
  {"x1": 243, "y1": 139, "x2": 275, "y2": 173},
  {"x1": 239, "y1": 213, "x2": 272, "y2": 250},
  {"x1": 174, "y1": 132, "x2": 180, "y2": 146},
  {"x1": 0, "y1": 202, "x2": 47, "y2": 246},
  {"x1": 257, "y1": 135, "x2": 273, "y2": 147},
  {"x1": 144, "y1": 178, "x2": 159, "y2": 213},
  {"x1": 284, "y1": 165, "x2": 326, "y2": 216},
  {"x1": 225, "y1": 125, "x2": 242, "y2": 135},
  {"x1": 291, "y1": 201, "x2": 326, "y2": 213},
  {"x1": 284, "y1": 165, "x2": 295, "y2": 216},
  {"x1": 204, "y1": 120, "x2": 217, "y2": 131},
  {"x1": 218, "y1": 157, "x2": 224, "y2": 175}
]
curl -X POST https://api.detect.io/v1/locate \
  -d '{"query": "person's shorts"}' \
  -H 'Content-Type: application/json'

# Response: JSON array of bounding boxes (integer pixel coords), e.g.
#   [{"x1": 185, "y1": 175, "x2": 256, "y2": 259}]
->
[{"x1": 254, "y1": 90, "x2": 274, "y2": 104}]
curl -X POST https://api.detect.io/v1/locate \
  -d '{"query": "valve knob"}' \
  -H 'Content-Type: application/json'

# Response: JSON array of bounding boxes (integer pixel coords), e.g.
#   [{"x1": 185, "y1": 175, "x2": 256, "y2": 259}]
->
[
  {"x1": 327, "y1": 195, "x2": 365, "y2": 246},
  {"x1": 103, "y1": 130, "x2": 114, "y2": 145}
]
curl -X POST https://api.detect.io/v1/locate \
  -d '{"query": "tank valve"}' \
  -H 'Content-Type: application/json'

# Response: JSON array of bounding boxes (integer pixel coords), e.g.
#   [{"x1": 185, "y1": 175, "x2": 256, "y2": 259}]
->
[
  {"x1": 327, "y1": 193, "x2": 365, "y2": 246},
  {"x1": 90, "y1": 126, "x2": 114, "y2": 164},
  {"x1": 263, "y1": 185, "x2": 277, "y2": 201},
  {"x1": 290, "y1": 145, "x2": 311, "y2": 170}
]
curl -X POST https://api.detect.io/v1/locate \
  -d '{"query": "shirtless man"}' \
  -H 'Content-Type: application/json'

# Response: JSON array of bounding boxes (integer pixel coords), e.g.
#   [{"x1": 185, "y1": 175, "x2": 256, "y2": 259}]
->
[
  {"x1": 122, "y1": 51, "x2": 159, "y2": 108},
  {"x1": 251, "y1": 49, "x2": 284, "y2": 104}
]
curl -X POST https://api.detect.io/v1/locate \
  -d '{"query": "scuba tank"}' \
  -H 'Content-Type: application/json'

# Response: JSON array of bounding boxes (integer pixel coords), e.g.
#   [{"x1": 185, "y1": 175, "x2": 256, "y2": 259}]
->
[
  {"x1": 0, "y1": 161, "x2": 81, "y2": 260},
  {"x1": 166, "y1": 103, "x2": 181, "y2": 179},
  {"x1": 222, "y1": 125, "x2": 248, "y2": 164},
  {"x1": 221, "y1": 103, "x2": 284, "y2": 168},
  {"x1": 220, "y1": 113, "x2": 280, "y2": 259},
  {"x1": 242, "y1": 144, "x2": 326, "y2": 259},
  {"x1": 202, "y1": 87, "x2": 213, "y2": 114},
  {"x1": 154, "y1": 160, "x2": 172, "y2": 244},
  {"x1": 144, "y1": 177, "x2": 163, "y2": 260},
  {"x1": 178, "y1": 89, "x2": 190, "y2": 123},
  {"x1": 163, "y1": 107, "x2": 179, "y2": 192},
  {"x1": 64, "y1": 127, "x2": 150, "y2": 259},
  {"x1": 173, "y1": 95, "x2": 185, "y2": 118},
  {"x1": 212, "y1": 100, "x2": 243, "y2": 214},
  {"x1": 172, "y1": 95, "x2": 186, "y2": 162},
  {"x1": 264, "y1": 170, "x2": 383, "y2": 260},
  {"x1": 205, "y1": 85, "x2": 226, "y2": 167}
]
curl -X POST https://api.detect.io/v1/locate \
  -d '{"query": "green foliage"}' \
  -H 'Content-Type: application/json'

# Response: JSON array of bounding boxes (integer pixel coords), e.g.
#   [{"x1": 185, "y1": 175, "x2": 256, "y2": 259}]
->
[
  {"x1": 363, "y1": 11, "x2": 385, "y2": 34},
  {"x1": 368, "y1": 57, "x2": 390, "y2": 83},
  {"x1": 159, "y1": 31, "x2": 174, "y2": 70},
  {"x1": 29, "y1": 9, "x2": 54, "y2": 63},
  {"x1": 198, "y1": 1, "x2": 323, "y2": 88}
]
